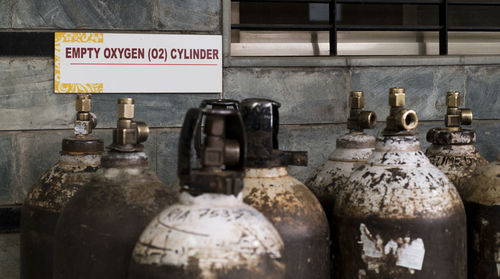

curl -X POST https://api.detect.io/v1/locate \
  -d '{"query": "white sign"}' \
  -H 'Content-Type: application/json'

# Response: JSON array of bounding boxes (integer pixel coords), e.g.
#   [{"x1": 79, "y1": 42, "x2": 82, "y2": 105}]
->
[{"x1": 54, "y1": 32, "x2": 222, "y2": 93}]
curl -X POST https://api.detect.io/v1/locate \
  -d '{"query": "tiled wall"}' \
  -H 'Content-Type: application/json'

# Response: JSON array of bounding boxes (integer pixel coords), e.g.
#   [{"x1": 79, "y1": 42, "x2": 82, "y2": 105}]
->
[{"x1": 2, "y1": 1, "x2": 500, "y2": 278}]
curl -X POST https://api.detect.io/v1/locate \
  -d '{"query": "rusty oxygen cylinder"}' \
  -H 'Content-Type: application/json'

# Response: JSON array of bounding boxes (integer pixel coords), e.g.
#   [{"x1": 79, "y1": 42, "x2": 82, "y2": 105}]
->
[
  {"x1": 129, "y1": 107, "x2": 285, "y2": 279},
  {"x1": 305, "y1": 91, "x2": 376, "y2": 275},
  {"x1": 21, "y1": 94, "x2": 104, "y2": 279},
  {"x1": 334, "y1": 88, "x2": 466, "y2": 278},
  {"x1": 461, "y1": 158, "x2": 500, "y2": 278},
  {"x1": 240, "y1": 98, "x2": 330, "y2": 279},
  {"x1": 426, "y1": 91, "x2": 487, "y2": 196},
  {"x1": 53, "y1": 98, "x2": 178, "y2": 279}
]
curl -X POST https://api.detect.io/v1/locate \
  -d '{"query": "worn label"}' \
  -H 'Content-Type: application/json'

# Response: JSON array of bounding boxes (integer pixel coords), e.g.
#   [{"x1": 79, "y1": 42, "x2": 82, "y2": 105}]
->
[
  {"x1": 358, "y1": 223, "x2": 425, "y2": 273},
  {"x1": 395, "y1": 238, "x2": 425, "y2": 270}
]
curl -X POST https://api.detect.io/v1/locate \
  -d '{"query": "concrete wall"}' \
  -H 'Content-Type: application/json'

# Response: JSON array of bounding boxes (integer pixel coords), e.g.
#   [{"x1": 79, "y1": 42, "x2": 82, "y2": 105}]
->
[{"x1": 2, "y1": 1, "x2": 500, "y2": 278}]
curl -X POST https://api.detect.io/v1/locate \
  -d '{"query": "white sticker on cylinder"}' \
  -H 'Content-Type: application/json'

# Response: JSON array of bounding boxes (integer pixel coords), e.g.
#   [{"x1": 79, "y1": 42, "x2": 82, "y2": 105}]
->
[{"x1": 396, "y1": 238, "x2": 425, "y2": 271}]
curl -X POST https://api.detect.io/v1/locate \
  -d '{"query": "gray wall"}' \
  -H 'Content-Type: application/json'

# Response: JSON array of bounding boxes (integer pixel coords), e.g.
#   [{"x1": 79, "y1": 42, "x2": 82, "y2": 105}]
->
[{"x1": 2, "y1": 1, "x2": 500, "y2": 278}]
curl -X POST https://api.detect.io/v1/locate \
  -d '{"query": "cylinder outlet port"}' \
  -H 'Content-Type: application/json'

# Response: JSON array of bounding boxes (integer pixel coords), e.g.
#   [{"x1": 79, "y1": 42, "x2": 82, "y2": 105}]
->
[
  {"x1": 359, "y1": 111, "x2": 377, "y2": 129},
  {"x1": 110, "y1": 98, "x2": 149, "y2": 151},
  {"x1": 399, "y1": 110, "x2": 418, "y2": 131},
  {"x1": 347, "y1": 91, "x2": 377, "y2": 132}
]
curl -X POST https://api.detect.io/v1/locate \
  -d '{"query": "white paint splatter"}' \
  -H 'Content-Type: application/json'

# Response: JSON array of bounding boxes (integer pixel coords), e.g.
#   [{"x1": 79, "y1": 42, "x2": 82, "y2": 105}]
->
[{"x1": 482, "y1": 218, "x2": 490, "y2": 226}]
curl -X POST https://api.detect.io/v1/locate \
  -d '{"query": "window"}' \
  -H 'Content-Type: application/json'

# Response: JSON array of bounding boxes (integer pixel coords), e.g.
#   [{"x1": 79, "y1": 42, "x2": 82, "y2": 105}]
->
[{"x1": 231, "y1": 1, "x2": 500, "y2": 56}]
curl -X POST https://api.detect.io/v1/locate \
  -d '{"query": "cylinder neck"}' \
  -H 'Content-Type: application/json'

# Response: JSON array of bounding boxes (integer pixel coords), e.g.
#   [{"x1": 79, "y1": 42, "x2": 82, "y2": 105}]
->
[
  {"x1": 375, "y1": 135, "x2": 421, "y2": 153},
  {"x1": 61, "y1": 136, "x2": 104, "y2": 156},
  {"x1": 245, "y1": 167, "x2": 288, "y2": 178},
  {"x1": 101, "y1": 151, "x2": 148, "y2": 168},
  {"x1": 336, "y1": 131, "x2": 376, "y2": 149},
  {"x1": 59, "y1": 154, "x2": 101, "y2": 170}
]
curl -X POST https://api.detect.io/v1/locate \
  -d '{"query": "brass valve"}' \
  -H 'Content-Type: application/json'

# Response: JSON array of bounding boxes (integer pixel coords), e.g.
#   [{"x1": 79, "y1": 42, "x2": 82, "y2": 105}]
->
[
  {"x1": 347, "y1": 91, "x2": 377, "y2": 132},
  {"x1": 445, "y1": 91, "x2": 472, "y2": 130},
  {"x1": 110, "y1": 98, "x2": 149, "y2": 151},
  {"x1": 384, "y1": 88, "x2": 418, "y2": 134},
  {"x1": 74, "y1": 95, "x2": 97, "y2": 136}
]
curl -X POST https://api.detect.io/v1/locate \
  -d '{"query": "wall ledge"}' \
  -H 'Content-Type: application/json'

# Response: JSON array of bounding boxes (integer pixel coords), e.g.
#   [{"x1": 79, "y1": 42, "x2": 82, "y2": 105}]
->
[{"x1": 225, "y1": 55, "x2": 500, "y2": 68}]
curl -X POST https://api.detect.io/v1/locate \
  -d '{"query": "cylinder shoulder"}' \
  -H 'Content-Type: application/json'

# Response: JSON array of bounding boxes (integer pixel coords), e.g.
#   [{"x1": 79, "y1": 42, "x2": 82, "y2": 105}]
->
[
  {"x1": 131, "y1": 195, "x2": 284, "y2": 278},
  {"x1": 24, "y1": 162, "x2": 99, "y2": 212},
  {"x1": 305, "y1": 160, "x2": 355, "y2": 202},
  {"x1": 336, "y1": 162, "x2": 464, "y2": 219},
  {"x1": 243, "y1": 174, "x2": 328, "y2": 235}
]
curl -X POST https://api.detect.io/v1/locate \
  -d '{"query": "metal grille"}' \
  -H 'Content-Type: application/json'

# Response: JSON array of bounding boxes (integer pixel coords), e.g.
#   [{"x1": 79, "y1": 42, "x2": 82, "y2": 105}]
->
[{"x1": 231, "y1": 0, "x2": 500, "y2": 55}]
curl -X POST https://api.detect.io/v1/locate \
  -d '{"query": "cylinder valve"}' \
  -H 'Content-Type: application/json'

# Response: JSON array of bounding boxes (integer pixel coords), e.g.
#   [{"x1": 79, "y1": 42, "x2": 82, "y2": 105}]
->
[
  {"x1": 109, "y1": 98, "x2": 149, "y2": 152},
  {"x1": 74, "y1": 94, "x2": 97, "y2": 136},
  {"x1": 347, "y1": 91, "x2": 377, "y2": 132},
  {"x1": 178, "y1": 107, "x2": 246, "y2": 196},
  {"x1": 384, "y1": 88, "x2": 418, "y2": 135},
  {"x1": 62, "y1": 95, "x2": 104, "y2": 155},
  {"x1": 445, "y1": 91, "x2": 472, "y2": 130}
]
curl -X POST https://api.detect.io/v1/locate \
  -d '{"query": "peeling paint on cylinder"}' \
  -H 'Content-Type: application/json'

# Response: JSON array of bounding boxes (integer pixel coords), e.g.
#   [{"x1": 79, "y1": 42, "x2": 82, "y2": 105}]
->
[
  {"x1": 53, "y1": 152, "x2": 178, "y2": 279},
  {"x1": 462, "y1": 158, "x2": 500, "y2": 279},
  {"x1": 129, "y1": 192, "x2": 285, "y2": 279},
  {"x1": 20, "y1": 154, "x2": 101, "y2": 279},
  {"x1": 243, "y1": 167, "x2": 330, "y2": 279},
  {"x1": 334, "y1": 136, "x2": 467, "y2": 278},
  {"x1": 306, "y1": 132, "x2": 375, "y2": 209}
]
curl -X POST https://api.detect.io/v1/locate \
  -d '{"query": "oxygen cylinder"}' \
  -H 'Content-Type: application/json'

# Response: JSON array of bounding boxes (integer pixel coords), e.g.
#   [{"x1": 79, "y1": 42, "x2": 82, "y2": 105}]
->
[
  {"x1": 129, "y1": 107, "x2": 285, "y2": 279},
  {"x1": 21, "y1": 94, "x2": 103, "y2": 279},
  {"x1": 240, "y1": 98, "x2": 330, "y2": 279},
  {"x1": 305, "y1": 91, "x2": 376, "y2": 275},
  {"x1": 53, "y1": 98, "x2": 178, "y2": 279},
  {"x1": 334, "y1": 88, "x2": 467, "y2": 278},
  {"x1": 462, "y1": 156, "x2": 500, "y2": 278},
  {"x1": 426, "y1": 91, "x2": 487, "y2": 196}
]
